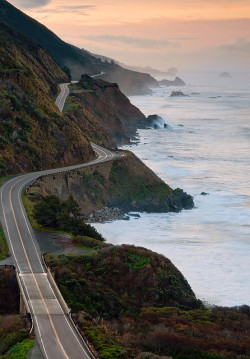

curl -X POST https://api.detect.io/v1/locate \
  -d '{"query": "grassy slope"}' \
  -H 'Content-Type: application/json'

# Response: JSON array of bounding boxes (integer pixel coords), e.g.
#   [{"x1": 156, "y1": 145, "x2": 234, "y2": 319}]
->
[
  {"x1": 0, "y1": 223, "x2": 8, "y2": 260},
  {"x1": 45, "y1": 245, "x2": 201, "y2": 317},
  {"x1": 0, "y1": 22, "x2": 94, "y2": 176}
]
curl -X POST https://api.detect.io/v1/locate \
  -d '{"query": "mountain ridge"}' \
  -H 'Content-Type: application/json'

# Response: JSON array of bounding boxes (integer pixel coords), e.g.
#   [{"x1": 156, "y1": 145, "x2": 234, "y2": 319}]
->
[{"x1": 0, "y1": 0, "x2": 159, "y2": 95}]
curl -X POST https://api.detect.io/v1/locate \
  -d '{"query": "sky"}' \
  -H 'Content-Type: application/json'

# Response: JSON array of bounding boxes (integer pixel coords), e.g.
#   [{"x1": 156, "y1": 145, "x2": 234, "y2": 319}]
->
[{"x1": 8, "y1": 0, "x2": 250, "y2": 72}]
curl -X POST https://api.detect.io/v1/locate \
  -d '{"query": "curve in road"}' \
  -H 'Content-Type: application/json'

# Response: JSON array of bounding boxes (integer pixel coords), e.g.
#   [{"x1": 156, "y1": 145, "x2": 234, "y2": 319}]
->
[{"x1": 0, "y1": 83, "x2": 120, "y2": 358}]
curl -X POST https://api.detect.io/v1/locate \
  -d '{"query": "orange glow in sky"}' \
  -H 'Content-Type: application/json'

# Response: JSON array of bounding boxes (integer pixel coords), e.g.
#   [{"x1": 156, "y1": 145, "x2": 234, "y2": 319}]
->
[{"x1": 9, "y1": 0, "x2": 250, "y2": 71}]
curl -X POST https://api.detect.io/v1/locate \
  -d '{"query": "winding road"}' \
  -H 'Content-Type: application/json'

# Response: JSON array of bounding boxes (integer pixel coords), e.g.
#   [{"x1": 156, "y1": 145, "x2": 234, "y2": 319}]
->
[{"x1": 0, "y1": 83, "x2": 119, "y2": 358}]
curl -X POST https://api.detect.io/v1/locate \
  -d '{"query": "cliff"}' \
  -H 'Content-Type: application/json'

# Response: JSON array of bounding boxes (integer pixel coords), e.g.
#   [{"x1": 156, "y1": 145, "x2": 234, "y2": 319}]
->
[
  {"x1": 0, "y1": 22, "x2": 94, "y2": 175},
  {"x1": 99, "y1": 65, "x2": 159, "y2": 95},
  {"x1": 29, "y1": 152, "x2": 193, "y2": 217},
  {"x1": 159, "y1": 77, "x2": 185, "y2": 87},
  {"x1": 64, "y1": 75, "x2": 150, "y2": 145}
]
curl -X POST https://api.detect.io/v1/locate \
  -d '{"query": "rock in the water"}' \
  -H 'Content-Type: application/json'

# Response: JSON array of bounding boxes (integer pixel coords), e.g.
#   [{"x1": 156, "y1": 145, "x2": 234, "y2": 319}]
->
[
  {"x1": 201, "y1": 192, "x2": 209, "y2": 196},
  {"x1": 170, "y1": 90, "x2": 189, "y2": 97},
  {"x1": 146, "y1": 114, "x2": 165, "y2": 128},
  {"x1": 123, "y1": 215, "x2": 130, "y2": 221},
  {"x1": 129, "y1": 213, "x2": 141, "y2": 218},
  {"x1": 159, "y1": 76, "x2": 185, "y2": 87},
  {"x1": 219, "y1": 72, "x2": 231, "y2": 78}
]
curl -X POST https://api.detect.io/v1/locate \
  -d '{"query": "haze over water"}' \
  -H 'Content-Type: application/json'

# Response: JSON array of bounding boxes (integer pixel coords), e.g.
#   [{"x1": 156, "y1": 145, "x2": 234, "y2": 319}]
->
[{"x1": 94, "y1": 72, "x2": 250, "y2": 307}]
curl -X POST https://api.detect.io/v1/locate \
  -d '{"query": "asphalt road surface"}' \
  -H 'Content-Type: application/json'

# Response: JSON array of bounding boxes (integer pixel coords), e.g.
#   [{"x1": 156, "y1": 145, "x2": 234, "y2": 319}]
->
[
  {"x1": 0, "y1": 83, "x2": 120, "y2": 358},
  {"x1": 55, "y1": 83, "x2": 70, "y2": 112}
]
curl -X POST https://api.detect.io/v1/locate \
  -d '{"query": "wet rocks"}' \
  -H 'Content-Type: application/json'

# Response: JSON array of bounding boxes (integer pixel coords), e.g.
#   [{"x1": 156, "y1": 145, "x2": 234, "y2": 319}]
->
[
  {"x1": 87, "y1": 207, "x2": 126, "y2": 223},
  {"x1": 170, "y1": 90, "x2": 189, "y2": 97}
]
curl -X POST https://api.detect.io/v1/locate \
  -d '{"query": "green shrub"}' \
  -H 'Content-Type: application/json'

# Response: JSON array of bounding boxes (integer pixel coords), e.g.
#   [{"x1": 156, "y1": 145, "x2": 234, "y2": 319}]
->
[
  {"x1": 33, "y1": 195, "x2": 105, "y2": 241},
  {"x1": 125, "y1": 252, "x2": 150, "y2": 269},
  {"x1": 83, "y1": 323, "x2": 126, "y2": 359},
  {"x1": 0, "y1": 223, "x2": 9, "y2": 260},
  {"x1": 6, "y1": 338, "x2": 34, "y2": 359}
]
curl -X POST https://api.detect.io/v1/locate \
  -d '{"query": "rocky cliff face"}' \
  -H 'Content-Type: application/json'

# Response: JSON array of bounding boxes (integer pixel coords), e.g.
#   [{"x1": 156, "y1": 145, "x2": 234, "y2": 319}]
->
[
  {"x1": 29, "y1": 152, "x2": 193, "y2": 217},
  {"x1": 0, "y1": 23, "x2": 94, "y2": 175},
  {"x1": 64, "y1": 75, "x2": 151, "y2": 146},
  {"x1": 99, "y1": 64, "x2": 159, "y2": 95}
]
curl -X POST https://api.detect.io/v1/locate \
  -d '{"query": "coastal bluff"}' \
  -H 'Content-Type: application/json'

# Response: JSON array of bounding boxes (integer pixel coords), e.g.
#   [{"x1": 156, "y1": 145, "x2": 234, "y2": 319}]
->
[{"x1": 28, "y1": 152, "x2": 194, "y2": 219}]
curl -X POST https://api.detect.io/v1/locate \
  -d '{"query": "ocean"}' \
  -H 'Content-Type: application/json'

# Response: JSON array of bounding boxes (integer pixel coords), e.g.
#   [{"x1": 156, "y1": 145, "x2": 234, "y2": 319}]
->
[{"x1": 93, "y1": 71, "x2": 250, "y2": 307}]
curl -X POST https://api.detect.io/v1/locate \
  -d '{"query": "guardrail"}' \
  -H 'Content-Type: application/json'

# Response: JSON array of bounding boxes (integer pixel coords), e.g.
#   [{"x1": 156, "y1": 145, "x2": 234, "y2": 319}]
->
[
  {"x1": 46, "y1": 267, "x2": 70, "y2": 314},
  {"x1": 68, "y1": 313, "x2": 97, "y2": 359},
  {"x1": 42, "y1": 254, "x2": 97, "y2": 358}
]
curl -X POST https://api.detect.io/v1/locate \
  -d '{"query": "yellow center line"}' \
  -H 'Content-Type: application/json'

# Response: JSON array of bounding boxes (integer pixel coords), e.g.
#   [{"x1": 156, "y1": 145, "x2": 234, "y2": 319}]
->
[{"x1": 9, "y1": 178, "x2": 70, "y2": 359}]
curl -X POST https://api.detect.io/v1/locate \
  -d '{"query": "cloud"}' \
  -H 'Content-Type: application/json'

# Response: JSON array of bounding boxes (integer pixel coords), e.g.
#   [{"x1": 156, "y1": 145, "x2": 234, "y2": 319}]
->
[
  {"x1": 30, "y1": 4, "x2": 96, "y2": 15},
  {"x1": 9, "y1": 1, "x2": 95, "y2": 13},
  {"x1": 63, "y1": 5, "x2": 95, "y2": 10},
  {"x1": 82, "y1": 35, "x2": 180, "y2": 49},
  {"x1": 219, "y1": 38, "x2": 250, "y2": 53},
  {"x1": 10, "y1": 0, "x2": 51, "y2": 9}
]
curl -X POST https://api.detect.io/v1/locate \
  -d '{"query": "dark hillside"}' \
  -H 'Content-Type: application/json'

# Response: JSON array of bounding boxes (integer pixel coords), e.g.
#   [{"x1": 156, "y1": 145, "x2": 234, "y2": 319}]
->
[
  {"x1": 0, "y1": 0, "x2": 158, "y2": 94},
  {"x1": 45, "y1": 245, "x2": 202, "y2": 318},
  {"x1": 0, "y1": 0, "x2": 98, "y2": 75}
]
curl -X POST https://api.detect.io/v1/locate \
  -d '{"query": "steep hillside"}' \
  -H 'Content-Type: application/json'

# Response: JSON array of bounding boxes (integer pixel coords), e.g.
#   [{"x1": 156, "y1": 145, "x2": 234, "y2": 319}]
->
[
  {"x1": 0, "y1": 22, "x2": 94, "y2": 175},
  {"x1": 64, "y1": 75, "x2": 150, "y2": 145},
  {"x1": 0, "y1": 0, "x2": 158, "y2": 95},
  {"x1": 98, "y1": 64, "x2": 158, "y2": 95}
]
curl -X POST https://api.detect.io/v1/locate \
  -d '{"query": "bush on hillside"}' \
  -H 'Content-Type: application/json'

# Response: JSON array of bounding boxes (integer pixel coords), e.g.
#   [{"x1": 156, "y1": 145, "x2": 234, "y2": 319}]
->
[{"x1": 33, "y1": 195, "x2": 105, "y2": 242}]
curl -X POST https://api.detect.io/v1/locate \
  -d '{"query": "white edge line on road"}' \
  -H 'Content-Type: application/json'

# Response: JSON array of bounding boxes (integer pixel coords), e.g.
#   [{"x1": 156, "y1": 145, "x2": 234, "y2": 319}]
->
[
  {"x1": 1, "y1": 177, "x2": 49, "y2": 358},
  {"x1": 17, "y1": 184, "x2": 44, "y2": 273},
  {"x1": 19, "y1": 274, "x2": 50, "y2": 359},
  {"x1": 0, "y1": 178, "x2": 22, "y2": 272}
]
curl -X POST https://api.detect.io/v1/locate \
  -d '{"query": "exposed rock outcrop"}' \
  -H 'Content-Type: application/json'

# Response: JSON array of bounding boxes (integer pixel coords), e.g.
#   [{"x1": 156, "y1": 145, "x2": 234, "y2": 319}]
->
[
  {"x1": 170, "y1": 90, "x2": 189, "y2": 97},
  {"x1": 87, "y1": 207, "x2": 125, "y2": 223},
  {"x1": 64, "y1": 75, "x2": 152, "y2": 146}
]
